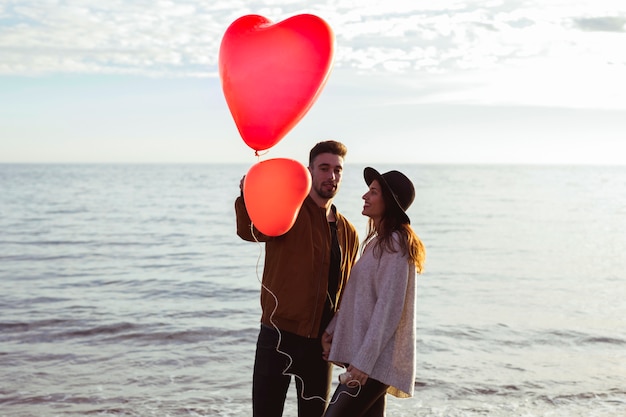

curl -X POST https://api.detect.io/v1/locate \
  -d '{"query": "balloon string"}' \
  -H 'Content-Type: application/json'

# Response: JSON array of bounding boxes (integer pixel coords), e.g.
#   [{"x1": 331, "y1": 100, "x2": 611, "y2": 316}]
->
[{"x1": 249, "y1": 222, "x2": 361, "y2": 405}]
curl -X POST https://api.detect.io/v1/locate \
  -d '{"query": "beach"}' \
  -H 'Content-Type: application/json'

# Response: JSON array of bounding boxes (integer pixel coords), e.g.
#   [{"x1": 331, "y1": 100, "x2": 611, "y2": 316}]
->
[{"x1": 1, "y1": 163, "x2": 625, "y2": 416}]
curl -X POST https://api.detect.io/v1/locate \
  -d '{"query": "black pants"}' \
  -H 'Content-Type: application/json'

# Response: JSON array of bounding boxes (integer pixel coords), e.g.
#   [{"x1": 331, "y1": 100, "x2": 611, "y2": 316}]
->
[
  {"x1": 323, "y1": 377, "x2": 389, "y2": 417},
  {"x1": 252, "y1": 325, "x2": 332, "y2": 417}
]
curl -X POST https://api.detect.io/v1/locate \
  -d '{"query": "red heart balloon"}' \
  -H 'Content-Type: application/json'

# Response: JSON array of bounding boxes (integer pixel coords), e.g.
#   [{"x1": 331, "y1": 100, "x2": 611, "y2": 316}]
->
[
  {"x1": 243, "y1": 158, "x2": 312, "y2": 236},
  {"x1": 219, "y1": 14, "x2": 334, "y2": 153}
]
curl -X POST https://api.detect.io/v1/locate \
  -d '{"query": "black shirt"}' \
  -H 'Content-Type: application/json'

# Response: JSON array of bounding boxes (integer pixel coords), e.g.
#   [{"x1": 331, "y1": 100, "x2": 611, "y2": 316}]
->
[{"x1": 319, "y1": 221, "x2": 340, "y2": 337}]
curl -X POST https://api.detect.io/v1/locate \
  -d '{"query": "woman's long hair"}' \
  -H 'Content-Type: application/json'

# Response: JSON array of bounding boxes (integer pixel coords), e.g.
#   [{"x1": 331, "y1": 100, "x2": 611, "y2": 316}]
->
[{"x1": 363, "y1": 186, "x2": 426, "y2": 274}]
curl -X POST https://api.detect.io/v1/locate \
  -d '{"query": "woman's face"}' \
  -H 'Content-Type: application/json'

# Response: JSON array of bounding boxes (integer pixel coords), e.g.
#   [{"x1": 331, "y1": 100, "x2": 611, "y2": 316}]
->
[{"x1": 362, "y1": 179, "x2": 386, "y2": 222}]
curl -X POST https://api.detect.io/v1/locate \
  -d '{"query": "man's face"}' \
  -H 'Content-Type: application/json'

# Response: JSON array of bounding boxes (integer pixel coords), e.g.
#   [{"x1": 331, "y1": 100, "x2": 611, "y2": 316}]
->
[{"x1": 309, "y1": 153, "x2": 344, "y2": 200}]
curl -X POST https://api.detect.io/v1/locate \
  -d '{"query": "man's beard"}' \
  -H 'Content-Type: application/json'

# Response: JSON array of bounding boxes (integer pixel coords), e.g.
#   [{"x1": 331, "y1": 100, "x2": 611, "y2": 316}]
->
[{"x1": 314, "y1": 182, "x2": 338, "y2": 199}]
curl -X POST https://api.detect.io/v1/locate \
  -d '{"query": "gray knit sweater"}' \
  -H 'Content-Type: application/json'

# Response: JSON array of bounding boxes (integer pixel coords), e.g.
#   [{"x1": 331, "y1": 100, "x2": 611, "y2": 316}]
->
[{"x1": 325, "y1": 232, "x2": 416, "y2": 398}]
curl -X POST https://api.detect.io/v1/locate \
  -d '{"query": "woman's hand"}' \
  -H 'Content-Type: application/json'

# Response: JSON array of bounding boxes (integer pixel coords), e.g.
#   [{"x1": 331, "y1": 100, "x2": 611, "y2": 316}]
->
[{"x1": 345, "y1": 365, "x2": 369, "y2": 386}]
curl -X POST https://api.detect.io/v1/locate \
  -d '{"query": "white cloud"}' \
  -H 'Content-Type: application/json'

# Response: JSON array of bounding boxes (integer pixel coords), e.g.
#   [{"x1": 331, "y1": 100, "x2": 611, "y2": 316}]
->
[
  {"x1": 0, "y1": 1, "x2": 622, "y2": 73},
  {"x1": 0, "y1": 0, "x2": 227, "y2": 76},
  {"x1": 0, "y1": 0, "x2": 624, "y2": 109}
]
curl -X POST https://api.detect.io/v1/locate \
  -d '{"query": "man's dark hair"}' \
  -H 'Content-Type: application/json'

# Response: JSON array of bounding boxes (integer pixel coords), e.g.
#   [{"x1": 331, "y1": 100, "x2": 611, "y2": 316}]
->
[{"x1": 309, "y1": 140, "x2": 348, "y2": 166}]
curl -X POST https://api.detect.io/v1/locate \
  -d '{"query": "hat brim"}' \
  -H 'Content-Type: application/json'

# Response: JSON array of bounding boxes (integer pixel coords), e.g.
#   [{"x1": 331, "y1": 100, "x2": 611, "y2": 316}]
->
[{"x1": 363, "y1": 167, "x2": 411, "y2": 224}]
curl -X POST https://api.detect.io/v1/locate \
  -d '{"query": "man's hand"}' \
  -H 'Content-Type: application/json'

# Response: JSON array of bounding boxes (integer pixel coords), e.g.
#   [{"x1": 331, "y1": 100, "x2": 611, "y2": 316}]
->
[{"x1": 239, "y1": 175, "x2": 246, "y2": 196}]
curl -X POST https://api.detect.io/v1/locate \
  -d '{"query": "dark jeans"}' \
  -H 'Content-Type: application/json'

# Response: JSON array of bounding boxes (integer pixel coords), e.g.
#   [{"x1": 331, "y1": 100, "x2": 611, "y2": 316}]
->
[
  {"x1": 323, "y1": 377, "x2": 389, "y2": 417},
  {"x1": 253, "y1": 324, "x2": 332, "y2": 417}
]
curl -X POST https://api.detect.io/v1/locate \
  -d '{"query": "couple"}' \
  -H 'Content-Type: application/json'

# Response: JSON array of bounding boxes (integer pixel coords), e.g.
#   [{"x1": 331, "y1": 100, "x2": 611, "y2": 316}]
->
[{"x1": 235, "y1": 140, "x2": 426, "y2": 417}]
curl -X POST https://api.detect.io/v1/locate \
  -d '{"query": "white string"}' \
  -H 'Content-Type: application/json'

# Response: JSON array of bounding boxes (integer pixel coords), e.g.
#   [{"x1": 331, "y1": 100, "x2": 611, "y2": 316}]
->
[{"x1": 249, "y1": 222, "x2": 362, "y2": 405}]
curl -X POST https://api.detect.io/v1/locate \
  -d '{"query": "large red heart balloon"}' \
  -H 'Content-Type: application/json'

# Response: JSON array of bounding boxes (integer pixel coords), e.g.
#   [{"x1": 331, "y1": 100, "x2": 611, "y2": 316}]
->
[
  {"x1": 219, "y1": 14, "x2": 334, "y2": 153},
  {"x1": 243, "y1": 158, "x2": 312, "y2": 236}
]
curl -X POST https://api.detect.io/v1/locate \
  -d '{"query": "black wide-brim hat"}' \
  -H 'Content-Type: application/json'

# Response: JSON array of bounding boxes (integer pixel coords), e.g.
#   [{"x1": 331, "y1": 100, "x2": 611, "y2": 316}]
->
[{"x1": 364, "y1": 167, "x2": 415, "y2": 224}]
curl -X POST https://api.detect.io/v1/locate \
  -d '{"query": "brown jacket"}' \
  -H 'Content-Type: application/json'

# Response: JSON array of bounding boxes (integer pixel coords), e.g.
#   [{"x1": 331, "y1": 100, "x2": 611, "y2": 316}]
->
[{"x1": 235, "y1": 195, "x2": 359, "y2": 338}]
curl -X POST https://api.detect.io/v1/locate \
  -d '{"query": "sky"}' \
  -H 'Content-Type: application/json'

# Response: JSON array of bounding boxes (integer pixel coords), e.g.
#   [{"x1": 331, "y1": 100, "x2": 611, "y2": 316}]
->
[{"x1": 1, "y1": 0, "x2": 625, "y2": 165}]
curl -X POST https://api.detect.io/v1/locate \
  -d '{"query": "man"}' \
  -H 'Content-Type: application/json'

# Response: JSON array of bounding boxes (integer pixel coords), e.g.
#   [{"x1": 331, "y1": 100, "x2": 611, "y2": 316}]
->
[{"x1": 235, "y1": 140, "x2": 359, "y2": 417}]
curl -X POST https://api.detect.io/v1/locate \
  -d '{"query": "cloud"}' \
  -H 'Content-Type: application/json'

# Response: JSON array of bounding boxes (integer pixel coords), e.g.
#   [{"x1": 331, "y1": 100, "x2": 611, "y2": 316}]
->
[
  {"x1": 0, "y1": 0, "x2": 229, "y2": 76},
  {"x1": 574, "y1": 16, "x2": 626, "y2": 32},
  {"x1": 0, "y1": 0, "x2": 623, "y2": 77},
  {"x1": 1, "y1": 0, "x2": 625, "y2": 110}
]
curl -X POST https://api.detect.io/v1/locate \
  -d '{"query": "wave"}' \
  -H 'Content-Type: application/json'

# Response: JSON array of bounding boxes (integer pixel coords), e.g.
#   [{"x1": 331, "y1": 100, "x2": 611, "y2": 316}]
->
[
  {"x1": 579, "y1": 336, "x2": 626, "y2": 346},
  {"x1": 420, "y1": 324, "x2": 626, "y2": 349}
]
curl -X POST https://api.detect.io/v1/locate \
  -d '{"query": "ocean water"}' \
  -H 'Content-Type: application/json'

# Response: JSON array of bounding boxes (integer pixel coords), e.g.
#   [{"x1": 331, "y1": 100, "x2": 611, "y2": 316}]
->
[{"x1": 1, "y1": 163, "x2": 625, "y2": 417}]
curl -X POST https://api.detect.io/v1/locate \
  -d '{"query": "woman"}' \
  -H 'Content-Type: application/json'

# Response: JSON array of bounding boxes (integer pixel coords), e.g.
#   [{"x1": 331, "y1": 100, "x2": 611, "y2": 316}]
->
[{"x1": 321, "y1": 167, "x2": 426, "y2": 417}]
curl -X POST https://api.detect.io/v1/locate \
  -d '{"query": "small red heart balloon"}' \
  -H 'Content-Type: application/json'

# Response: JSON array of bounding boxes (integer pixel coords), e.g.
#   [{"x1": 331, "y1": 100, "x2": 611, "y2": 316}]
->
[
  {"x1": 243, "y1": 158, "x2": 312, "y2": 236},
  {"x1": 219, "y1": 14, "x2": 334, "y2": 153}
]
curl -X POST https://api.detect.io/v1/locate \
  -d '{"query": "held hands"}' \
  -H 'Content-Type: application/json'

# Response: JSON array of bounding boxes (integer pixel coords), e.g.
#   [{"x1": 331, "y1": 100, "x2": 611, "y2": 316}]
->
[
  {"x1": 340, "y1": 365, "x2": 368, "y2": 386},
  {"x1": 322, "y1": 331, "x2": 369, "y2": 386},
  {"x1": 321, "y1": 331, "x2": 332, "y2": 361}
]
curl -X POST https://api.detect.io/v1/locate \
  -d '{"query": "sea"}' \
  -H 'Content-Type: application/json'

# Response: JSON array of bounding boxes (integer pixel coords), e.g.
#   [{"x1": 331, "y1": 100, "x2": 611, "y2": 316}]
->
[{"x1": 1, "y1": 163, "x2": 625, "y2": 417}]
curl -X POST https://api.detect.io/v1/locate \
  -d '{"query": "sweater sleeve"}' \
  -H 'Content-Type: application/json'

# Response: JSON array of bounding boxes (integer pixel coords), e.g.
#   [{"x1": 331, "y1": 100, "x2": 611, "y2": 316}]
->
[
  {"x1": 325, "y1": 314, "x2": 338, "y2": 336},
  {"x1": 351, "y1": 247, "x2": 410, "y2": 375}
]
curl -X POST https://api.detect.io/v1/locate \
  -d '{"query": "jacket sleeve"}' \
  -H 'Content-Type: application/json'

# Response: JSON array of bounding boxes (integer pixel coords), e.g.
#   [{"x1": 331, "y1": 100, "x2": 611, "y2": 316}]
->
[
  {"x1": 235, "y1": 196, "x2": 271, "y2": 242},
  {"x1": 335, "y1": 216, "x2": 360, "y2": 310},
  {"x1": 351, "y1": 248, "x2": 410, "y2": 375},
  {"x1": 349, "y1": 229, "x2": 359, "y2": 266}
]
